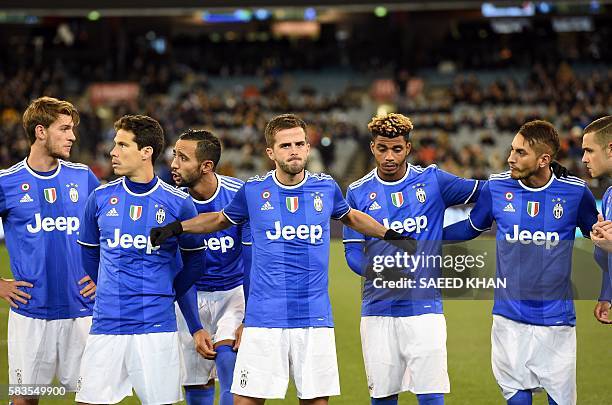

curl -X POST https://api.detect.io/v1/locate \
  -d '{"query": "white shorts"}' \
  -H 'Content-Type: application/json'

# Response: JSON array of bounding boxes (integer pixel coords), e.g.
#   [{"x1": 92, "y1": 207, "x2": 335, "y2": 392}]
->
[
  {"x1": 230, "y1": 327, "x2": 340, "y2": 400},
  {"x1": 491, "y1": 315, "x2": 576, "y2": 405},
  {"x1": 8, "y1": 311, "x2": 91, "y2": 391},
  {"x1": 75, "y1": 332, "x2": 184, "y2": 405},
  {"x1": 175, "y1": 286, "x2": 245, "y2": 385},
  {"x1": 360, "y1": 314, "x2": 450, "y2": 398}
]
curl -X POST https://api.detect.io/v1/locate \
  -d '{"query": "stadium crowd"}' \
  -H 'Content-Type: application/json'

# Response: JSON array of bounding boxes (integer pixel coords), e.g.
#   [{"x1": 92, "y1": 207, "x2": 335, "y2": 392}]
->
[{"x1": 1, "y1": 62, "x2": 611, "y2": 194}]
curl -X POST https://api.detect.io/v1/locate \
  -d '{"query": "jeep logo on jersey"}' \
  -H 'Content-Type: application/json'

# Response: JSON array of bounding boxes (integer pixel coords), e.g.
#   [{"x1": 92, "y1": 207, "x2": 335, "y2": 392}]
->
[
  {"x1": 204, "y1": 235, "x2": 235, "y2": 253},
  {"x1": 26, "y1": 213, "x2": 79, "y2": 235},
  {"x1": 129, "y1": 205, "x2": 143, "y2": 221},
  {"x1": 390, "y1": 192, "x2": 404, "y2": 207},
  {"x1": 505, "y1": 225, "x2": 559, "y2": 249},
  {"x1": 155, "y1": 208, "x2": 165, "y2": 224},
  {"x1": 526, "y1": 201, "x2": 540, "y2": 217},
  {"x1": 106, "y1": 229, "x2": 160, "y2": 254},
  {"x1": 382, "y1": 215, "x2": 427, "y2": 234},
  {"x1": 44, "y1": 188, "x2": 57, "y2": 203},
  {"x1": 286, "y1": 197, "x2": 299, "y2": 213},
  {"x1": 266, "y1": 220, "x2": 323, "y2": 244}
]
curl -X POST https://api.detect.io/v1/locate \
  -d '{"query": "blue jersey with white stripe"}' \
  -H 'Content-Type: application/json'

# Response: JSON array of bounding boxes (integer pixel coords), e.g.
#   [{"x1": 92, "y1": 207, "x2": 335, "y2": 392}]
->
[
  {"x1": 186, "y1": 174, "x2": 251, "y2": 292},
  {"x1": 468, "y1": 172, "x2": 598, "y2": 326},
  {"x1": 77, "y1": 177, "x2": 205, "y2": 335},
  {"x1": 223, "y1": 170, "x2": 350, "y2": 328},
  {"x1": 0, "y1": 159, "x2": 99, "y2": 319},
  {"x1": 343, "y1": 164, "x2": 480, "y2": 317}
]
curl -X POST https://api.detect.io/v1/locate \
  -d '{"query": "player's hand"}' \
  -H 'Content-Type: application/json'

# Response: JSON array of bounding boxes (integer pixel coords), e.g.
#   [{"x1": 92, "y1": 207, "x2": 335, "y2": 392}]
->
[
  {"x1": 550, "y1": 161, "x2": 571, "y2": 178},
  {"x1": 593, "y1": 301, "x2": 612, "y2": 324},
  {"x1": 150, "y1": 220, "x2": 183, "y2": 246},
  {"x1": 78, "y1": 276, "x2": 96, "y2": 299},
  {"x1": 0, "y1": 278, "x2": 33, "y2": 308},
  {"x1": 193, "y1": 329, "x2": 216, "y2": 359},
  {"x1": 233, "y1": 323, "x2": 244, "y2": 351},
  {"x1": 383, "y1": 229, "x2": 417, "y2": 254},
  {"x1": 592, "y1": 214, "x2": 612, "y2": 233}
]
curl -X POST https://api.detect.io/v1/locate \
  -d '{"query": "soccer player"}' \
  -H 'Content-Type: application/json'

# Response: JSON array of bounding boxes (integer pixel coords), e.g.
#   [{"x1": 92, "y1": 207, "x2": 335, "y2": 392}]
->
[
  {"x1": 150, "y1": 113, "x2": 414, "y2": 405},
  {"x1": 0, "y1": 96, "x2": 98, "y2": 405},
  {"x1": 75, "y1": 115, "x2": 207, "y2": 405},
  {"x1": 343, "y1": 113, "x2": 482, "y2": 405},
  {"x1": 580, "y1": 116, "x2": 612, "y2": 324},
  {"x1": 171, "y1": 129, "x2": 252, "y2": 405},
  {"x1": 444, "y1": 120, "x2": 598, "y2": 405}
]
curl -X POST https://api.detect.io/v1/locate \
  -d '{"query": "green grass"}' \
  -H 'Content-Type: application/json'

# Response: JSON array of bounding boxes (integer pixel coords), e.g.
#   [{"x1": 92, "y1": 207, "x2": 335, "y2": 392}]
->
[{"x1": 1, "y1": 241, "x2": 610, "y2": 404}]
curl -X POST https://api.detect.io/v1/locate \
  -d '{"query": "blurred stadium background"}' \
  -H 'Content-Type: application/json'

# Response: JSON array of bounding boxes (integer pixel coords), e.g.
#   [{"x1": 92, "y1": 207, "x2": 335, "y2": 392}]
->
[{"x1": 0, "y1": 0, "x2": 611, "y2": 403}]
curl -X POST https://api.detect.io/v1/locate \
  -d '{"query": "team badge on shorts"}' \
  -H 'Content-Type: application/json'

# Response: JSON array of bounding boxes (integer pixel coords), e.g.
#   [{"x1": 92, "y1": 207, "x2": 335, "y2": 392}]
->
[
  {"x1": 313, "y1": 192, "x2": 323, "y2": 212},
  {"x1": 156, "y1": 208, "x2": 166, "y2": 224},
  {"x1": 240, "y1": 369, "x2": 249, "y2": 388},
  {"x1": 15, "y1": 368, "x2": 22, "y2": 384}
]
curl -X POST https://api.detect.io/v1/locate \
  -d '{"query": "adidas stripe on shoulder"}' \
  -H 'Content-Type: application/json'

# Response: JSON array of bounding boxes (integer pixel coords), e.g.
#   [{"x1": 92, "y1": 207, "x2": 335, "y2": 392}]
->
[{"x1": 348, "y1": 169, "x2": 376, "y2": 190}]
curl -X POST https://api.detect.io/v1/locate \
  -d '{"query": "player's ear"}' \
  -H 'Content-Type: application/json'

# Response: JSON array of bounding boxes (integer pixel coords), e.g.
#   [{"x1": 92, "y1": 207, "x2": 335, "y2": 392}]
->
[
  {"x1": 266, "y1": 147, "x2": 274, "y2": 161},
  {"x1": 200, "y1": 160, "x2": 214, "y2": 174},
  {"x1": 406, "y1": 141, "x2": 412, "y2": 155},
  {"x1": 370, "y1": 141, "x2": 375, "y2": 154},
  {"x1": 141, "y1": 146, "x2": 153, "y2": 161},
  {"x1": 34, "y1": 124, "x2": 46, "y2": 141},
  {"x1": 540, "y1": 153, "x2": 552, "y2": 167},
  {"x1": 607, "y1": 142, "x2": 612, "y2": 158}
]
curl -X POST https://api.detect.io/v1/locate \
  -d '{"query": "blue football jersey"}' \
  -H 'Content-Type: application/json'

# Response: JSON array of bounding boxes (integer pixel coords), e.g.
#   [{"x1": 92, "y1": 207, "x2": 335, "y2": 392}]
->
[
  {"x1": 601, "y1": 186, "x2": 612, "y2": 297},
  {"x1": 343, "y1": 164, "x2": 480, "y2": 317},
  {"x1": 223, "y1": 170, "x2": 350, "y2": 328},
  {"x1": 0, "y1": 159, "x2": 99, "y2": 319},
  {"x1": 185, "y1": 174, "x2": 251, "y2": 292},
  {"x1": 468, "y1": 172, "x2": 598, "y2": 326},
  {"x1": 77, "y1": 177, "x2": 205, "y2": 335}
]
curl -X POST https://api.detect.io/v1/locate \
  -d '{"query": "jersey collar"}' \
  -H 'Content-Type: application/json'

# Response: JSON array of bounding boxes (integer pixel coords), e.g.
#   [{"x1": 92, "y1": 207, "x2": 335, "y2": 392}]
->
[
  {"x1": 23, "y1": 158, "x2": 62, "y2": 179},
  {"x1": 122, "y1": 176, "x2": 161, "y2": 196},
  {"x1": 374, "y1": 163, "x2": 410, "y2": 185},
  {"x1": 192, "y1": 173, "x2": 221, "y2": 204},
  {"x1": 272, "y1": 170, "x2": 309, "y2": 189},
  {"x1": 517, "y1": 169, "x2": 555, "y2": 192}
]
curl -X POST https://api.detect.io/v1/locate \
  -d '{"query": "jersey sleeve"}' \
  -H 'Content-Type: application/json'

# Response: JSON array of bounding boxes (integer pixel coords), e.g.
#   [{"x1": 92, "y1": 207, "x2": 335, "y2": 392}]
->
[
  {"x1": 466, "y1": 180, "x2": 494, "y2": 232},
  {"x1": 577, "y1": 186, "x2": 598, "y2": 237},
  {"x1": 87, "y1": 169, "x2": 101, "y2": 195},
  {"x1": 343, "y1": 188, "x2": 365, "y2": 242},
  {"x1": 331, "y1": 181, "x2": 351, "y2": 220},
  {"x1": 435, "y1": 168, "x2": 481, "y2": 207},
  {"x1": 241, "y1": 221, "x2": 252, "y2": 245},
  {"x1": 77, "y1": 191, "x2": 101, "y2": 247},
  {"x1": 602, "y1": 187, "x2": 611, "y2": 220},
  {"x1": 177, "y1": 198, "x2": 206, "y2": 251},
  {"x1": 222, "y1": 184, "x2": 249, "y2": 225},
  {"x1": 0, "y1": 184, "x2": 6, "y2": 218}
]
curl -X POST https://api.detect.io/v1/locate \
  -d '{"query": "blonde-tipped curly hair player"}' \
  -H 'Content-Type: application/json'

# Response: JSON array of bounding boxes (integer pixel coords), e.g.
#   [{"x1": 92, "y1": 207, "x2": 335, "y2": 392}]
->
[
  {"x1": 343, "y1": 113, "x2": 483, "y2": 405},
  {"x1": 581, "y1": 116, "x2": 612, "y2": 324},
  {"x1": 0, "y1": 97, "x2": 99, "y2": 405}
]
